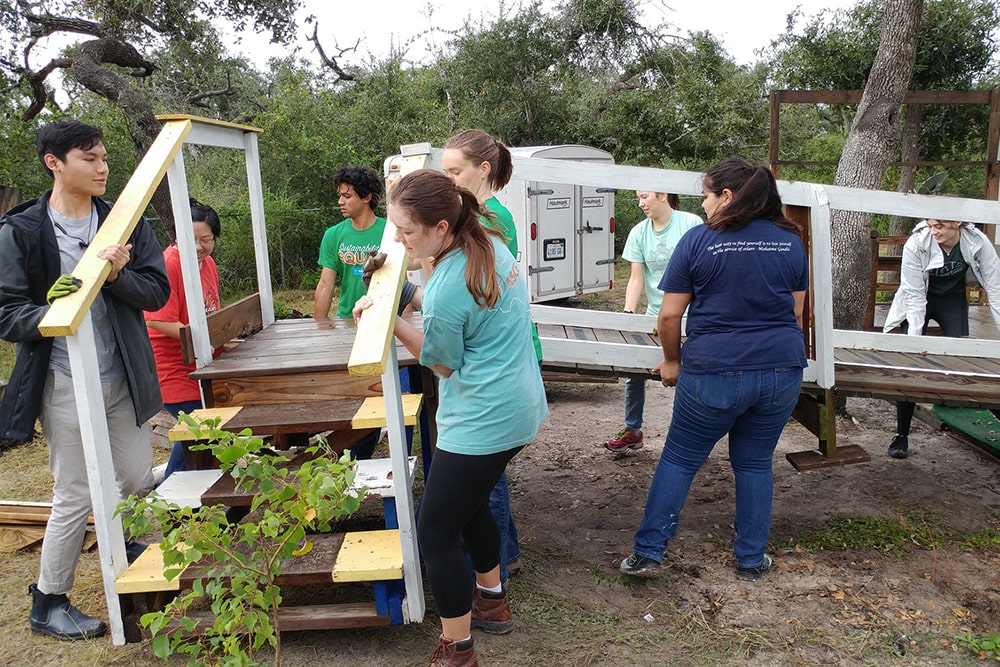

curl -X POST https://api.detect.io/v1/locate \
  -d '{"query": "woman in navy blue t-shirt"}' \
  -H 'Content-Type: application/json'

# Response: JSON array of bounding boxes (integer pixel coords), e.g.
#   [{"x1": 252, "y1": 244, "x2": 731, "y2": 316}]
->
[{"x1": 620, "y1": 158, "x2": 808, "y2": 582}]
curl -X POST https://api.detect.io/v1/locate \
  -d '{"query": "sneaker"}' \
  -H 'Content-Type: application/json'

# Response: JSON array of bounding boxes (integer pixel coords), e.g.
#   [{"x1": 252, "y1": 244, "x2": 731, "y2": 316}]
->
[
  {"x1": 736, "y1": 554, "x2": 773, "y2": 581},
  {"x1": 471, "y1": 587, "x2": 514, "y2": 634},
  {"x1": 605, "y1": 428, "x2": 643, "y2": 451},
  {"x1": 506, "y1": 558, "x2": 521, "y2": 577},
  {"x1": 888, "y1": 434, "x2": 909, "y2": 459},
  {"x1": 429, "y1": 635, "x2": 479, "y2": 667},
  {"x1": 619, "y1": 553, "x2": 660, "y2": 577}
]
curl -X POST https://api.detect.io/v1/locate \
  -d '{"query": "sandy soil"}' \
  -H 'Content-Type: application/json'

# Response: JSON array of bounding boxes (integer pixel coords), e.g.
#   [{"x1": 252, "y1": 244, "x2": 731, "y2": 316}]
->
[{"x1": 506, "y1": 379, "x2": 1000, "y2": 665}]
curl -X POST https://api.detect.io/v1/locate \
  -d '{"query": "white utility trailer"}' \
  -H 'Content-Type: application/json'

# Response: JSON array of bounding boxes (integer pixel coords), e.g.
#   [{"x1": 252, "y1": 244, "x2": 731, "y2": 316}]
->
[{"x1": 385, "y1": 143, "x2": 616, "y2": 302}]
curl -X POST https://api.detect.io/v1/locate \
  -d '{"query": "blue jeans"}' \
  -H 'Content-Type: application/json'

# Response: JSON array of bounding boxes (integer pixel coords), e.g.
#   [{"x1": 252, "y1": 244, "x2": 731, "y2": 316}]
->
[
  {"x1": 632, "y1": 367, "x2": 802, "y2": 568},
  {"x1": 624, "y1": 377, "x2": 646, "y2": 430},
  {"x1": 489, "y1": 472, "x2": 521, "y2": 581},
  {"x1": 161, "y1": 399, "x2": 206, "y2": 482}
]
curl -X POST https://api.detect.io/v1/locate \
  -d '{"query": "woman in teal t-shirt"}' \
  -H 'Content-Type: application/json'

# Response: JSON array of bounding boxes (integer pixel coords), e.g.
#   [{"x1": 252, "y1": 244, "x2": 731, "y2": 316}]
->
[
  {"x1": 356, "y1": 169, "x2": 547, "y2": 665},
  {"x1": 442, "y1": 129, "x2": 540, "y2": 585}
]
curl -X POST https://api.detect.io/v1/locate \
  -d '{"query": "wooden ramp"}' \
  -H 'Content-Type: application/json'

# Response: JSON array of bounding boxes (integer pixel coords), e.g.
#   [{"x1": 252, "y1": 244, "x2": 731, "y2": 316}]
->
[{"x1": 534, "y1": 303, "x2": 1000, "y2": 468}]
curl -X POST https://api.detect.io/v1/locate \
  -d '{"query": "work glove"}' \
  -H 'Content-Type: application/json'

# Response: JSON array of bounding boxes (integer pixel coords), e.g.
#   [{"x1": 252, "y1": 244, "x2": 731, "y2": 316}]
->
[
  {"x1": 47, "y1": 274, "x2": 82, "y2": 304},
  {"x1": 362, "y1": 250, "x2": 417, "y2": 315},
  {"x1": 362, "y1": 250, "x2": 387, "y2": 289}
]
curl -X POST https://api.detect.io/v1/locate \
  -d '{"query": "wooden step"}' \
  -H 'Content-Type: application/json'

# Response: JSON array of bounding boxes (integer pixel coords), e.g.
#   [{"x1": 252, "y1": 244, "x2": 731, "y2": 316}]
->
[
  {"x1": 161, "y1": 602, "x2": 392, "y2": 633},
  {"x1": 168, "y1": 394, "x2": 423, "y2": 441},
  {"x1": 155, "y1": 456, "x2": 417, "y2": 508},
  {"x1": 114, "y1": 530, "x2": 403, "y2": 595}
]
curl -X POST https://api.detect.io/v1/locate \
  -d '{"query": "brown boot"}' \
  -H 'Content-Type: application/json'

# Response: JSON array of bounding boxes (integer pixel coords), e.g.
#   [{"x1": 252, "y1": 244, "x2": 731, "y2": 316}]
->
[
  {"x1": 429, "y1": 635, "x2": 479, "y2": 667},
  {"x1": 471, "y1": 586, "x2": 514, "y2": 634}
]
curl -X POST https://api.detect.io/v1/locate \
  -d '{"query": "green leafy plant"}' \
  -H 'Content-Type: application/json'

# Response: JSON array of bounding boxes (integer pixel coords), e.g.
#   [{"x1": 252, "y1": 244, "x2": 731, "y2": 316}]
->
[
  {"x1": 956, "y1": 630, "x2": 1000, "y2": 662},
  {"x1": 120, "y1": 415, "x2": 365, "y2": 666}
]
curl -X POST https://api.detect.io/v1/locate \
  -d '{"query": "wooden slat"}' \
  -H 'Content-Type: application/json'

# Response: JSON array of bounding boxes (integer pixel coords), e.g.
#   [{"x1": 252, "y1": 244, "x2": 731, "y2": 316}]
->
[
  {"x1": 203, "y1": 373, "x2": 387, "y2": 406},
  {"x1": 39, "y1": 119, "x2": 193, "y2": 337},
  {"x1": 152, "y1": 470, "x2": 224, "y2": 508},
  {"x1": 0, "y1": 525, "x2": 46, "y2": 551},
  {"x1": 159, "y1": 602, "x2": 391, "y2": 634},
  {"x1": 114, "y1": 544, "x2": 183, "y2": 594},
  {"x1": 349, "y1": 221, "x2": 408, "y2": 377},
  {"x1": 351, "y1": 394, "x2": 423, "y2": 429},
  {"x1": 332, "y1": 530, "x2": 403, "y2": 583},
  {"x1": 0, "y1": 501, "x2": 95, "y2": 525},
  {"x1": 168, "y1": 407, "x2": 243, "y2": 441},
  {"x1": 179, "y1": 292, "x2": 263, "y2": 365}
]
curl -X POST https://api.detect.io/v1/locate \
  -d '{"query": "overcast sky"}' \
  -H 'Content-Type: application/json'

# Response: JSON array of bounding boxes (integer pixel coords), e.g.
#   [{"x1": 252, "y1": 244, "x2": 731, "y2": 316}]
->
[{"x1": 232, "y1": 0, "x2": 861, "y2": 69}]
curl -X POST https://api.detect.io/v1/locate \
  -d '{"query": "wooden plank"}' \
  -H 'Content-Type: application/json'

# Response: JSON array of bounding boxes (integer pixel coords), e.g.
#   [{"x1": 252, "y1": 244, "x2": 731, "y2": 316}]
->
[
  {"x1": 114, "y1": 544, "x2": 184, "y2": 594},
  {"x1": 224, "y1": 400, "x2": 364, "y2": 434},
  {"x1": 0, "y1": 525, "x2": 45, "y2": 551},
  {"x1": 351, "y1": 394, "x2": 423, "y2": 429},
  {"x1": 179, "y1": 293, "x2": 263, "y2": 365},
  {"x1": 203, "y1": 373, "x2": 388, "y2": 406},
  {"x1": 191, "y1": 342, "x2": 417, "y2": 379},
  {"x1": 159, "y1": 602, "x2": 391, "y2": 634},
  {"x1": 0, "y1": 501, "x2": 95, "y2": 525},
  {"x1": 39, "y1": 119, "x2": 193, "y2": 337},
  {"x1": 332, "y1": 530, "x2": 403, "y2": 583},
  {"x1": 349, "y1": 221, "x2": 408, "y2": 377},
  {"x1": 168, "y1": 407, "x2": 243, "y2": 441},
  {"x1": 152, "y1": 470, "x2": 224, "y2": 508},
  {"x1": 155, "y1": 114, "x2": 262, "y2": 133},
  {"x1": 531, "y1": 304, "x2": 658, "y2": 333},
  {"x1": 353, "y1": 457, "x2": 417, "y2": 498}
]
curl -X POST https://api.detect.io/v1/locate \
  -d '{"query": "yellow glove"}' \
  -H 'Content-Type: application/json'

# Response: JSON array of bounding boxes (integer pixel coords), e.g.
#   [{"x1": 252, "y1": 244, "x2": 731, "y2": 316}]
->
[{"x1": 47, "y1": 274, "x2": 82, "y2": 304}]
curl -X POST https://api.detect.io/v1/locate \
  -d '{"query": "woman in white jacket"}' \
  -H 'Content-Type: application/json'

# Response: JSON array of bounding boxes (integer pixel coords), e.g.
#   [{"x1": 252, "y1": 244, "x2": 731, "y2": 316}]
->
[{"x1": 882, "y1": 218, "x2": 1000, "y2": 458}]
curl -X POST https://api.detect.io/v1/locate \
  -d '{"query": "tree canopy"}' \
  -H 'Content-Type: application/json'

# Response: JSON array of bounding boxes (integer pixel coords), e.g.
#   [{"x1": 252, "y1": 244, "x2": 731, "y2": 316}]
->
[{"x1": 0, "y1": 0, "x2": 997, "y2": 305}]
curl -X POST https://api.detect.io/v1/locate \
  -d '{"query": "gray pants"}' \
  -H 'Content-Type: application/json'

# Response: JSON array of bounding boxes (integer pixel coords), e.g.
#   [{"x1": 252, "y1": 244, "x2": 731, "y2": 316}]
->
[{"x1": 37, "y1": 370, "x2": 153, "y2": 595}]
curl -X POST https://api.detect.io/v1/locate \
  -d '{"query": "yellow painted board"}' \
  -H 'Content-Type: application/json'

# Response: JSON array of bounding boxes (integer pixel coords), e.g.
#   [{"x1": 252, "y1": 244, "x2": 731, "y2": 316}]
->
[
  {"x1": 348, "y1": 221, "x2": 409, "y2": 377},
  {"x1": 168, "y1": 406, "x2": 243, "y2": 441},
  {"x1": 351, "y1": 394, "x2": 423, "y2": 429},
  {"x1": 39, "y1": 120, "x2": 193, "y2": 337},
  {"x1": 114, "y1": 544, "x2": 184, "y2": 594},
  {"x1": 155, "y1": 114, "x2": 262, "y2": 133},
  {"x1": 332, "y1": 530, "x2": 403, "y2": 583}
]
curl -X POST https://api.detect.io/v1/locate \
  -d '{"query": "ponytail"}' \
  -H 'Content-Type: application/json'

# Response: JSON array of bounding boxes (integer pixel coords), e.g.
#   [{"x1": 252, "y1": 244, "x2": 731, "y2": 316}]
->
[{"x1": 389, "y1": 169, "x2": 503, "y2": 308}]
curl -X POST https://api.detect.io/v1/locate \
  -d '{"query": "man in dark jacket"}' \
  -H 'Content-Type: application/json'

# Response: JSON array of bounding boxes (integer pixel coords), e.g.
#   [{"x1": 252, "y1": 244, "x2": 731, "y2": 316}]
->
[{"x1": 0, "y1": 119, "x2": 169, "y2": 640}]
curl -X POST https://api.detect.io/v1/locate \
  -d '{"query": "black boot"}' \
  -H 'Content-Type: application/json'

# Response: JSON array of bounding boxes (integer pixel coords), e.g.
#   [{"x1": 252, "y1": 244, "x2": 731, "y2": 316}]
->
[{"x1": 28, "y1": 583, "x2": 108, "y2": 640}]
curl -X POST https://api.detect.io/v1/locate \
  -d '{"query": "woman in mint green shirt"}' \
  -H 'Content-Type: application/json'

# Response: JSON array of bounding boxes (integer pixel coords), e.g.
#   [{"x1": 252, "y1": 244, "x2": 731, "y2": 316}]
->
[{"x1": 357, "y1": 169, "x2": 546, "y2": 665}]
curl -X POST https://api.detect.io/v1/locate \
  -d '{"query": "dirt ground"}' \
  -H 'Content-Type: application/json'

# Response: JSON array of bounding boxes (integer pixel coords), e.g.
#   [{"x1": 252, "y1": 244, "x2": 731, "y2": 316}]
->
[{"x1": 1, "y1": 378, "x2": 998, "y2": 666}]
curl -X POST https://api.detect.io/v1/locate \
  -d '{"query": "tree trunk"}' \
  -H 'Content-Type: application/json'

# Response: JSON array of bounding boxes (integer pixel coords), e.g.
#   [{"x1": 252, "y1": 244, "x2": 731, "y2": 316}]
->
[
  {"x1": 830, "y1": 0, "x2": 923, "y2": 333},
  {"x1": 888, "y1": 103, "x2": 923, "y2": 235},
  {"x1": 70, "y1": 39, "x2": 175, "y2": 236}
]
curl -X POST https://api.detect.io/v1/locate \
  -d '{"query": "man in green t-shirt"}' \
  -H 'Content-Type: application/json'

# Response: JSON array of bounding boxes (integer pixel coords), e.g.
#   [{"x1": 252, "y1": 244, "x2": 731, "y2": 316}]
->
[{"x1": 314, "y1": 166, "x2": 386, "y2": 320}]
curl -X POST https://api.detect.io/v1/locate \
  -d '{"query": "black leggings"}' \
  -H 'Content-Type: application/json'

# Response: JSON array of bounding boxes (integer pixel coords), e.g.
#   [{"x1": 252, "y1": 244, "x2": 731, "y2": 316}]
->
[
  {"x1": 417, "y1": 446, "x2": 522, "y2": 619},
  {"x1": 897, "y1": 291, "x2": 968, "y2": 435}
]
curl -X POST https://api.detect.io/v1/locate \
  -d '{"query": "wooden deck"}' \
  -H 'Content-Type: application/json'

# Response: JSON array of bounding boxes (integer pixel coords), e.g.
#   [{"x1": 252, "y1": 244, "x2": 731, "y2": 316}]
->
[{"x1": 190, "y1": 316, "x2": 422, "y2": 407}]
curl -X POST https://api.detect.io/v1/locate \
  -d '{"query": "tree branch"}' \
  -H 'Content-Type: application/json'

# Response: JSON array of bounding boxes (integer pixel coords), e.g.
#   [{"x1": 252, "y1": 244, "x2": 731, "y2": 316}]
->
[
  {"x1": 185, "y1": 71, "x2": 235, "y2": 108},
  {"x1": 308, "y1": 24, "x2": 356, "y2": 82}
]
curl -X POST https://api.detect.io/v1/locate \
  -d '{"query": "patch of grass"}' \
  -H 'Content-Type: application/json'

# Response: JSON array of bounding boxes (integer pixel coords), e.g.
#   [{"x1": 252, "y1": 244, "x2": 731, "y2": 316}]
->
[
  {"x1": 0, "y1": 339, "x2": 13, "y2": 379},
  {"x1": 785, "y1": 511, "x2": 1000, "y2": 555},
  {"x1": 956, "y1": 630, "x2": 1000, "y2": 662}
]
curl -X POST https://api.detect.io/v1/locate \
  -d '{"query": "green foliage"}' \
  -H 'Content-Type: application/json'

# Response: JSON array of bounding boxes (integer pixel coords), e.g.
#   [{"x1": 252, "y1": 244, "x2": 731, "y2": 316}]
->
[
  {"x1": 767, "y1": 0, "x2": 1000, "y2": 186},
  {"x1": 786, "y1": 512, "x2": 1000, "y2": 556},
  {"x1": 120, "y1": 415, "x2": 365, "y2": 666},
  {"x1": 956, "y1": 631, "x2": 1000, "y2": 661}
]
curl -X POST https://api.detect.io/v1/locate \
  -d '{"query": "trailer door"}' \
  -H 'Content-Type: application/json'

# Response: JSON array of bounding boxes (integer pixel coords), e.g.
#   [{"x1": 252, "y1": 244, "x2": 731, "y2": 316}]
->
[
  {"x1": 529, "y1": 181, "x2": 577, "y2": 301},
  {"x1": 577, "y1": 186, "x2": 615, "y2": 296}
]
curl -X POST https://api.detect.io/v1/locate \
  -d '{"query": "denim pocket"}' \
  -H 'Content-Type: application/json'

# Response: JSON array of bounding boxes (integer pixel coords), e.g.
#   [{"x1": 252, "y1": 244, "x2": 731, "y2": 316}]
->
[
  {"x1": 690, "y1": 371, "x2": 741, "y2": 411},
  {"x1": 770, "y1": 367, "x2": 803, "y2": 408}
]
